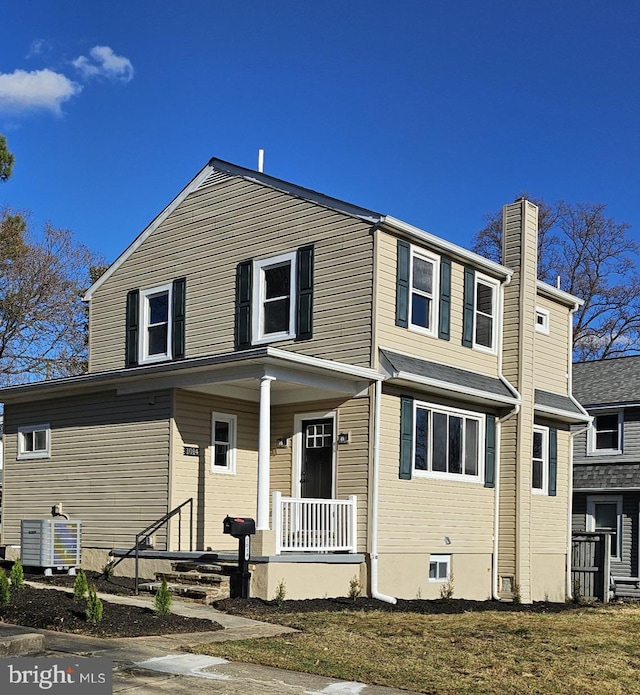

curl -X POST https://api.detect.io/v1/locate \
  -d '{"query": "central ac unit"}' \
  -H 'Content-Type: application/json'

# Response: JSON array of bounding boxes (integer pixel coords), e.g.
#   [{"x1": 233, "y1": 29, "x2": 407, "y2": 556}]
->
[{"x1": 21, "y1": 519, "x2": 82, "y2": 570}]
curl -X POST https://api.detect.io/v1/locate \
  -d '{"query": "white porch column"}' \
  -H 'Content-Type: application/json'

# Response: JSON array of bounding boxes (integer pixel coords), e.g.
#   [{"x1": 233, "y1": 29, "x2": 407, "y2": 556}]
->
[{"x1": 257, "y1": 376, "x2": 274, "y2": 530}]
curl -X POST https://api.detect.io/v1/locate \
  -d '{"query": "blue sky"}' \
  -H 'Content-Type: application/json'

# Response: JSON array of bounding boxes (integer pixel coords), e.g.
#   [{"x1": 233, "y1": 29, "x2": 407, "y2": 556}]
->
[{"x1": 1, "y1": 1, "x2": 639, "y2": 264}]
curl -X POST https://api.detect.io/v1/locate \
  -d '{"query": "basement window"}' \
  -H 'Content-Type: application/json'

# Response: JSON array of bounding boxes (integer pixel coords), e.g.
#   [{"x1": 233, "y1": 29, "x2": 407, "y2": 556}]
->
[{"x1": 429, "y1": 554, "x2": 450, "y2": 582}]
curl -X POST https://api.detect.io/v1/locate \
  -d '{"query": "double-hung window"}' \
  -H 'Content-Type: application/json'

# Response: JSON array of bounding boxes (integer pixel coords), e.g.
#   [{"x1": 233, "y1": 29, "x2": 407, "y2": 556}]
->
[
  {"x1": 413, "y1": 402, "x2": 483, "y2": 481},
  {"x1": 410, "y1": 249, "x2": 440, "y2": 335},
  {"x1": 140, "y1": 284, "x2": 172, "y2": 363},
  {"x1": 532, "y1": 426, "x2": 548, "y2": 494},
  {"x1": 587, "y1": 496, "x2": 622, "y2": 560},
  {"x1": 253, "y1": 252, "x2": 297, "y2": 343},
  {"x1": 18, "y1": 424, "x2": 50, "y2": 460},
  {"x1": 474, "y1": 274, "x2": 498, "y2": 351},
  {"x1": 588, "y1": 412, "x2": 622, "y2": 455},
  {"x1": 211, "y1": 413, "x2": 237, "y2": 474}
]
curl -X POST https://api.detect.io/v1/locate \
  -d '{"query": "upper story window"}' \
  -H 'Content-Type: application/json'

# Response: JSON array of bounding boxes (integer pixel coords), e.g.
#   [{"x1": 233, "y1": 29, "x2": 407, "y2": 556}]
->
[
  {"x1": 125, "y1": 278, "x2": 186, "y2": 368},
  {"x1": 236, "y1": 246, "x2": 313, "y2": 350},
  {"x1": 211, "y1": 413, "x2": 237, "y2": 474},
  {"x1": 141, "y1": 284, "x2": 172, "y2": 362},
  {"x1": 473, "y1": 274, "x2": 498, "y2": 351},
  {"x1": 535, "y1": 307, "x2": 550, "y2": 334},
  {"x1": 588, "y1": 412, "x2": 622, "y2": 455},
  {"x1": 532, "y1": 426, "x2": 549, "y2": 494},
  {"x1": 410, "y1": 248, "x2": 440, "y2": 335},
  {"x1": 253, "y1": 252, "x2": 297, "y2": 343},
  {"x1": 18, "y1": 424, "x2": 51, "y2": 460},
  {"x1": 413, "y1": 402, "x2": 483, "y2": 482}
]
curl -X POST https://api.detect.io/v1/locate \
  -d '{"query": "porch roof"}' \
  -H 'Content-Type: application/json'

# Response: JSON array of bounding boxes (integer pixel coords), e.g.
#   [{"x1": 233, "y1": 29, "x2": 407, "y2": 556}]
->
[
  {"x1": 534, "y1": 388, "x2": 590, "y2": 423},
  {"x1": 0, "y1": 348, "x2": 382, "y2": 406}
]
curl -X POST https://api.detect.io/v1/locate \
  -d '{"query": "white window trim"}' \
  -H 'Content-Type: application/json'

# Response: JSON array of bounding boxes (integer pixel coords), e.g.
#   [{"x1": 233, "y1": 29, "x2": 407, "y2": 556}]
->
[
  {"x1": 17, "y1": 424, "x2": 51, "y2": 460},
  {"x1": 412, "y1": 401, "x2": 485, "y2": 483},
  {"x1": 587, "y1": 495, "x2": 622, "y2": 561},
  {"x1": 473, "y1": 272, "x2": 499, "y2": 354},
  {"x1": 211, "y1": 413, "x2": 237, "y2": 475},
  {"x1": 429, "y1": 554, "x2": 451, "y2": 582},
  {"x1": 252, "y1": 251, "x2": 297, "y2": 345},
  {"x1": 140, "y1": 283, "x2": 173, "y2": 364},
  {"x1": 535, "y1": 307, "x2": 550, "y2": 334},
  {"x1": 532, "y1": 425, "x2": 549, "y2": 495},
  {"x1": 408, "y1": 246, "x2": 440, "y2": 337},
  {"x1": 587, "y1": 411, "x2": 623, "y2": 456}
]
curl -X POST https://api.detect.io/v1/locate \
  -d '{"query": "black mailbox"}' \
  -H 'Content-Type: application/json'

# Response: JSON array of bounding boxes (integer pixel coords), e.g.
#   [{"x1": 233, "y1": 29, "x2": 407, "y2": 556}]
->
[
  {"x1": 223, "y1": 516, "x2": 256, "y2": 538},
  {"x1": 223, "y1": 516, "x2": 255, "y2": 599}
]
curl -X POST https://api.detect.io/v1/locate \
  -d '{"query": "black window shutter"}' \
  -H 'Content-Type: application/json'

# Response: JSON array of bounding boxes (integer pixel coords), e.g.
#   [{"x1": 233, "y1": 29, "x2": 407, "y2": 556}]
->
[
  {"x1": 172, "y1": 277, "x2": 186, "y2": 360},
  {"x1": 438, "y1": 256, "x2": 452, "y2": 340},
  {"x1": 395, "y1": 239, "x2": 410, "y2": 328},
  {"x1": 235, "y1": 260, "x2": 252, "y2": 350},
  {"x1": 400, "y1": 396, "x2": 414, "y2": 480},
  {"x1": 296, "y1": 245, "x2": 313, "y2": 341},
  {"x1": 125, "y1": 289, "x2": 139, "y2": 368},
  {"x1": 484, "y1": 414, "x2": 496, "y2": 488},
  {"x1": 462, "y1": 266, "x2": 475, "y2": 347},
  {"x1": 549, "y1": 428, "x2": 557, "y2": 496}
]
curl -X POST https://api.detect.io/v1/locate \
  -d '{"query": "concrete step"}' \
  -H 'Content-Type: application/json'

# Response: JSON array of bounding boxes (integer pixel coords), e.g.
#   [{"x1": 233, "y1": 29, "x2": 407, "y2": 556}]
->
[
  {"x1": 155, "y1": 569, "x2": 231, "y2": 586},
  {"x1": 172, "y1": 561, "x2": 236, "y2": 575},
  {"x1": 139, "y1": 579, "x2": 230, "y2": 604}
]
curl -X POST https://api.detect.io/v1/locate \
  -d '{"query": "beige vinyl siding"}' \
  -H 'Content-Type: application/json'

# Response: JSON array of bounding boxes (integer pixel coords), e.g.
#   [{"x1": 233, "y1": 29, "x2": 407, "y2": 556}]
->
[
  {"x1": 89, "y1": 177, "x2": 374, "y2": 372},
  {"x1": 378, "y1": 391, "x2": 495, "y2": 555},
  {"x1": 268, "y1": 396, "x2": 370, "y2": 552},
  {"x1": 2, "y1": 390, "x2": 171, "y2": 549},
  {"x1": 533, "y1": 295, "x2": 571, "y2": 394},
  {"x1": 171, "y1": 390, "x2": 258, "y2": 553},
  {"x1": 375, "y1": 231, "x2": 500, "y2": 376},
  {"x1": 530, "y1": 427, "x2": 570, "y2": 555}
]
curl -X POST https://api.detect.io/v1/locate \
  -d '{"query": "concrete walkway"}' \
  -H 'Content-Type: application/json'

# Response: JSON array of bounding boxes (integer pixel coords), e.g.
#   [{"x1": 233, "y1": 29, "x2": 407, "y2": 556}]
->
[{"x1": 0, "y1": 583, "x2": 420, "y2": 695}]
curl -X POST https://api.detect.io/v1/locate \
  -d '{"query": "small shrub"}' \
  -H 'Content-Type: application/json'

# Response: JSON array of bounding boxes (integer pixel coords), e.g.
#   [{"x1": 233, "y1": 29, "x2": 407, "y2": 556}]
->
[
  {"x1": 512, "y1": 583, "x2": 522, "y2": 605},
  {"x1": 348, "y1": 575, "x2": 362, "y2": 602},
  {"x1": 415, "y1": 587, "x2": 423, "y2": 600},
  {"x1": 86, "y1": 585, "x2": 104, "y2": 624},
  {"x1": 440, "y1": 573, "x2": 455, "y2": 600},
  {"x1": 101, "y1": 559, "x2": 115, "y2": 579},
  {"x1": 0, "y1": 569, "x2": 10, "y2": 607},
  {"x1": 73, "y1": 569, "x2": 89, "y2": 600},
  {"x1": 154, "y1": 578, "x2": 172, "y2": 616},
  {"x1": 274, "y1": 579, "x2": 287, "y2": 606},
  {"x1": 10, "y1": 560, "x2": 25, "y2": 590}
]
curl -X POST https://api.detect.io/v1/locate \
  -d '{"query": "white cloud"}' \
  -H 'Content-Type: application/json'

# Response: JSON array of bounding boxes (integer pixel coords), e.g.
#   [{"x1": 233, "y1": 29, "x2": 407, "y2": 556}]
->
[
  {"x1": 0, "y1": 69, "x2": 82, "y2": 116},
  {"x1": 73, "y1": 46, "x2": 134, "y2": 83},
  {"x1": 26, "y1": 39, "x2": 52, "y2": 59}
]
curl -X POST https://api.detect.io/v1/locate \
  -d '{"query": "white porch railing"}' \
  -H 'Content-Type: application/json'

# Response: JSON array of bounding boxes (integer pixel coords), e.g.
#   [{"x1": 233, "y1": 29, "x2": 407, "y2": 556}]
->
[{"x1": 272, "y1": 491, "x2": 357, "y2": 554}]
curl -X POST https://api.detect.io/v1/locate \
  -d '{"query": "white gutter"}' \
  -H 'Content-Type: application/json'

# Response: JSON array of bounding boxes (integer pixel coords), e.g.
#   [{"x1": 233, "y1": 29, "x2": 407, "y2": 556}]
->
[
  {"x1": 493, "y1": 273, "x2": 522, "y2": 600},
  {"x1": 370, "y1": 378, "x2": 396, "y2": 604}
]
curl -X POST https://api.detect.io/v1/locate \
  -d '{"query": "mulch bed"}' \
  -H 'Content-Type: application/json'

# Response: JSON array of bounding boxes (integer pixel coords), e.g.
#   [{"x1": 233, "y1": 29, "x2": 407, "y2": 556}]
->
[
  {"x1": 214, "y1": 595, "x2": 591, "y2": 619},
  {"x1": 0, "y1": 567, "x2": 223, "y2": 638}
]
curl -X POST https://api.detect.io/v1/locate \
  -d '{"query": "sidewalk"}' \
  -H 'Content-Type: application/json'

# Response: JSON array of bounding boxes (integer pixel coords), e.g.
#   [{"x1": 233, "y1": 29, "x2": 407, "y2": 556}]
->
[{"x1": 0, "y1": 585, "x2": 420, "y2": 695}]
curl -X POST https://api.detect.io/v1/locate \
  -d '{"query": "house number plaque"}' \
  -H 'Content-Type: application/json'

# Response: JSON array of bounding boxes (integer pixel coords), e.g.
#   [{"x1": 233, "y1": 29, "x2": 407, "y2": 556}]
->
[{"x1": 183, "y1": 446, "x2": 200, "y2": 457}]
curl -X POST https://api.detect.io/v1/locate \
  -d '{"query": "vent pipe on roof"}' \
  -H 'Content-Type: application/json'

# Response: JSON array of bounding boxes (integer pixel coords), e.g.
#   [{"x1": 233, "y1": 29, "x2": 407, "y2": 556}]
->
[{"x1": 258, "y1": 149, "x2": 264, "y2": 173}]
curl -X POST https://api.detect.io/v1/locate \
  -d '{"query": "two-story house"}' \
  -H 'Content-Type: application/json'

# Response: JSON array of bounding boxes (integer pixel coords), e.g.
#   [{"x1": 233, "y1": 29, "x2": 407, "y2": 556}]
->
[
  {"x1": 0, "y1": 159, "x2": 588, "y2": 602},
  {"x1": 573, "y1": 357, "x2": 640, "y2": 598}
]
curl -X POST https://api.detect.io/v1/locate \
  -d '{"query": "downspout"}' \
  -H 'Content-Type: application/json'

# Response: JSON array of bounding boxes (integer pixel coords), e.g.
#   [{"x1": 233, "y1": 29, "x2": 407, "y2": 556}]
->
[
  {"x1": 494, "y1": 273, "x2": 522, "y2": 600},
  {"x1": 370, "y1": 377, "x2": 397, "y2": 604},
  {"x1": 566, "y1": 300, "x2": 592, "y2": 599}
]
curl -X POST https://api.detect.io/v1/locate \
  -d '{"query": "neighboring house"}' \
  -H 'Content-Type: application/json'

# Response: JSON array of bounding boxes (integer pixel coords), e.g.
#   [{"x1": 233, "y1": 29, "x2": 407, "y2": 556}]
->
[
  {"x1": 573, "y1": 357, "x2": 640, "y2": 598},
  {"x1": 0, "y1": 159, "x2": 588, "y2": 602}
]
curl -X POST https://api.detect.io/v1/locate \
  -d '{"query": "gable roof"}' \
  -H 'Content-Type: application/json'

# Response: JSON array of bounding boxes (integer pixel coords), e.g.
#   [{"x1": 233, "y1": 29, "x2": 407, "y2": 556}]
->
[
  {"x1": 84, "y1": 157, "x2": 512, "y2": 300},
  {"x1": 573, "y1": 356, "x2": 640, "y2": 408}
]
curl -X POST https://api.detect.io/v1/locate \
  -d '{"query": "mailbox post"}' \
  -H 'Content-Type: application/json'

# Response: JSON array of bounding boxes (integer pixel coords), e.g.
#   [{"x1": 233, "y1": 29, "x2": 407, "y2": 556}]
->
[{"x1": 223, "y1": 516, "x2": 256, "y2": 599}]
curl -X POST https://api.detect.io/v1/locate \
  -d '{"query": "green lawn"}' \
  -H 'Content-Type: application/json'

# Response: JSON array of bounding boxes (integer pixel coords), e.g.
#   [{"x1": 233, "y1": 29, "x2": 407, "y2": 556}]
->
[{"x1": 192, "y1": 604, "x2": 640, "y2": 694}]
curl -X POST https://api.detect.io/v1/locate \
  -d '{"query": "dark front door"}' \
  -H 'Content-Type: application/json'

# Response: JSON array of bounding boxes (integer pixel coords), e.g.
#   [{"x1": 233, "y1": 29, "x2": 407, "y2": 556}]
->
[{"x1": 300, "y1": 418, "x2": 334, "y2": 499}]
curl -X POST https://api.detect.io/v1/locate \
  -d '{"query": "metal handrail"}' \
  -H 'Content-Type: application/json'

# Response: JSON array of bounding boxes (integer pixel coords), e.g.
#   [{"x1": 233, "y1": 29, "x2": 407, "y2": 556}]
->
[{"x1": 104, "y1": 498, "x2": 193, "y2": 594}]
